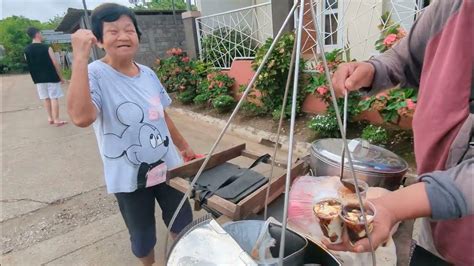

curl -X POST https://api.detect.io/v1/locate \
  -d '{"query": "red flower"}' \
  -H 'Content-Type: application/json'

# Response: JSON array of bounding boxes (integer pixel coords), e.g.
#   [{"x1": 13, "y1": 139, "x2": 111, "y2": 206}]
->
[
  {"x1": 316, "y1": 85, "x2": 328, "y2": 95},
  {"x1": 315, "y1": 63, "x2": 324, "y2": 73},
  {"x1": 182, "y1": 56, "x2": 190, "y2": 63},
  {"x1": 406, "y1": 99, "x2": 417, "y2": 110},
  {"x1": 383, "y1": 34, "x2": 398, "y2": 47}
]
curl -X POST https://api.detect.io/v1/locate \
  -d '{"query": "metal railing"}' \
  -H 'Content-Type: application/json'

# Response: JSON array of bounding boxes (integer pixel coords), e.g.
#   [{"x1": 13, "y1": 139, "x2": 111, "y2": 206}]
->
[{"x1": 195, "y1": 2, "x2": 273, "y2": 69}]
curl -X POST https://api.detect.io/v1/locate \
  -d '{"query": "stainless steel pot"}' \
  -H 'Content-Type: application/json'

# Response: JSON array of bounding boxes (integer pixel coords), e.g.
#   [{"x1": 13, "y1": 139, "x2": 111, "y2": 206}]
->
[{"x1": 309, "y1": 138, "x2": 408, "y2": 191}]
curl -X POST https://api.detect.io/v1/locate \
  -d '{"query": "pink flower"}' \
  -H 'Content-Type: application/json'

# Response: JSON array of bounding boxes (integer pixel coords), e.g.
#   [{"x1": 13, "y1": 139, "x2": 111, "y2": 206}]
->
[
  {"x1": 218, "y1": 81, "x2": 224, "y2": 88},
  {"x1": 383, "y1": 34, "x2": 398, "y2": 47},
  {"x1": 181, "y1": 56, "x2": 190, "y2": 63},
  {"x1": 316, "y1": 86, "x2": 328, "y2": 95},
  {"x1": 406, "y1": 99, "x2": 416, "y2": 110},
  {"x1": 315, "y1": 63, "x2": 324, "y2": 73},
  {"x1": 397, "y1": 28, "x2": 407, "y2": 39}
]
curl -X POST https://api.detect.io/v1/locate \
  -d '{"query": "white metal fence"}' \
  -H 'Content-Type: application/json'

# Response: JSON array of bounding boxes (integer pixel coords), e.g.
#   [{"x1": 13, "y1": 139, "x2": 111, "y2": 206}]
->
[{"x1": 195, "y1": 2, "x2": 273, "y2": 69}]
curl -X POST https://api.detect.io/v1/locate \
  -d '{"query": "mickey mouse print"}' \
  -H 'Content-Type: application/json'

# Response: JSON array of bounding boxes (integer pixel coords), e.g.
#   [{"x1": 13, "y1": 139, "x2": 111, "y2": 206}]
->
[{"x1": 103, "y1": 102, "x2": 171, "y2": 189}]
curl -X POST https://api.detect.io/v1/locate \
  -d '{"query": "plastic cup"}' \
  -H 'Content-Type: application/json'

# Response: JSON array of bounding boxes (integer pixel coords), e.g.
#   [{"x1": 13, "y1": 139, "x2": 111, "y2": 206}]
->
[
  {"x1": 340, "y1": 201, "x2": 376, "y2": 244},
  {"x1": 338, "y1": 179, "x2": 369, "y2": 205},
  {"x1": 313, "y1": 198, "x2": 343, "y2": 244}
]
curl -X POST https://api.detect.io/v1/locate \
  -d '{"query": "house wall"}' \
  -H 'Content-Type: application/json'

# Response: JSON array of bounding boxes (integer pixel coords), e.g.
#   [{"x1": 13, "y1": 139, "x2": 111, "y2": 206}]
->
[
  {"x1": 343, "y1": 0, "x2": 383, "y2": 60},
  {"x1": 135, "y1": 13, "x2": 186, "y2": 67},
  {"x1": 195, "y1": 0, "x2": 253, "y2": 17}
]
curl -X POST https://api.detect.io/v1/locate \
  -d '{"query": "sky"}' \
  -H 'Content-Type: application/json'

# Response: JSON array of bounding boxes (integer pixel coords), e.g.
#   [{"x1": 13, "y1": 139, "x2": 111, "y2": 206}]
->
[{"x1": 1, "y1": 0, "x2": 135, "y2": 22}]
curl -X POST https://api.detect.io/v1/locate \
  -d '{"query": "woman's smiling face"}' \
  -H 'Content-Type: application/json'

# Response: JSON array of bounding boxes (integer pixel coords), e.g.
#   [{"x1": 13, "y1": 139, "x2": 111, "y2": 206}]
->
[{"x1": 99, "y1": 15, "x2": 139, "y2": 60}]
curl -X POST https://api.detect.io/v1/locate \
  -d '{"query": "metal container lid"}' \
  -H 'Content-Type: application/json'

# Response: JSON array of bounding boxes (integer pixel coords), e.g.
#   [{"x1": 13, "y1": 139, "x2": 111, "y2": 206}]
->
[{"x1": 311, "y1": 138, "x2": 408, "y2": 174}]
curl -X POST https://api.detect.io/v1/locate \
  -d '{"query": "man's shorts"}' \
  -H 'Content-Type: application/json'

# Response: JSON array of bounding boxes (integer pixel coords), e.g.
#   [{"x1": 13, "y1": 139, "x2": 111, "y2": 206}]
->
[
  {"x1": 36, "y1": 83, "x2": 64, "y2": 100},
  {"x1": 115, "y1": 183, "x2": 193, "y2": 258}
]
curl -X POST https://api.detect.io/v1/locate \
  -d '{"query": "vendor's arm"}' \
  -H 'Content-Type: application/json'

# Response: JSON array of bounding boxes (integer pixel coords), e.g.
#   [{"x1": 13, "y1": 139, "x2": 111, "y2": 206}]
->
[
  {"x1": 420, "y1": 158, "x2": 472, "y2": 219},
  {"x1": 325, "y1": 159, "x2": 472, "y2": 253},
  {"x1": 164, "y1": 111, "x2": 195, "y2": 161},
  {"x1": 332, "y1": 0, "x2": 446, "y2": 96},
  {"x1": 67, "y1": 29, "x2": 98, "y2": 127}
]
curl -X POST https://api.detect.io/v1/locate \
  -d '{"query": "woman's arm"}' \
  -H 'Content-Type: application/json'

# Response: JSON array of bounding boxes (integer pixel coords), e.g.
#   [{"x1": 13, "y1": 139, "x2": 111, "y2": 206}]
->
[
  {"x1": 67, "y1": 29, "x2": 98, "y2": 127},
  {"x1": 164, "y1": 111, "x2": 195, "y2": 161}
]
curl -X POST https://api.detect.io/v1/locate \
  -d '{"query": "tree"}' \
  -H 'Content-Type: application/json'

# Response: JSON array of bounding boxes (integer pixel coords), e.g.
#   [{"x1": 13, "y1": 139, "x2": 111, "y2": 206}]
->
[
  {"x1": 46, "y1": 13, "x2": 65, "y2": 30},
  {"x1": 133, "y1": 0, "x2": 190, "y2": 10},
  {"x1": 0, "y1": 15, "x2": 59, "y2": 73}
]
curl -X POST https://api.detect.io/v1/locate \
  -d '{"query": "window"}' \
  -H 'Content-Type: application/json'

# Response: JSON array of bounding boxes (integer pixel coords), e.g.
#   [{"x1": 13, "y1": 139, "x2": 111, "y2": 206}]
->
[{"x1": 321, "y1": 0, "x2": 342, "y2": 49}]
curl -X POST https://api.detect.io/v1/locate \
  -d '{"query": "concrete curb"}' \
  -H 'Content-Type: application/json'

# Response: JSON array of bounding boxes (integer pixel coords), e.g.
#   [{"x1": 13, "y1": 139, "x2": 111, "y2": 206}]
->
[{"x1": 168, "y1": 107, "x2": 312, "y2": 156}]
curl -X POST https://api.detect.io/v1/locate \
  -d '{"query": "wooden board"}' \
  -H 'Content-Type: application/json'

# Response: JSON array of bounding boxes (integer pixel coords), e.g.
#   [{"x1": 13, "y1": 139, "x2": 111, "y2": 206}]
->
[
  {"x1": 167, "y1": 143, "x2": 309, "y2": 220},
  {"x1": 166, "y1": 143, "x2": 246, "y2": 181},
  {"x1": 237, "y1": 160, "x2": 307, "y2": 217}
]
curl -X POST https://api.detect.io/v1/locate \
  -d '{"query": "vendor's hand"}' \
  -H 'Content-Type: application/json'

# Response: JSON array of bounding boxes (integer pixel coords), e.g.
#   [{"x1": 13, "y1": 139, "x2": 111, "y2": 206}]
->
[
  {"x1": 71, "y1": 29, "x2": 97, "y2": 61},
  {"x1": 323, "y1": 200, "x2": 397, "y2": 253},
  {"x1": 181, "y1": 146, "x2": 196, "y2": 162},
  {"x1": 331, "y1": 62, "x2": 375, "y2": 97}
]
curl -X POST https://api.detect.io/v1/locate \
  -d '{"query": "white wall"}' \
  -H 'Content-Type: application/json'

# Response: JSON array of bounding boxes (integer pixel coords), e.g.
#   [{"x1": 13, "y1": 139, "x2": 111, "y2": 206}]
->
[
  {"x1": 343, "y1": 0, "x2": 383, "y2": 60},
  {"x1": 196, "y1": 0, "x2": 253, "y2": 17}
]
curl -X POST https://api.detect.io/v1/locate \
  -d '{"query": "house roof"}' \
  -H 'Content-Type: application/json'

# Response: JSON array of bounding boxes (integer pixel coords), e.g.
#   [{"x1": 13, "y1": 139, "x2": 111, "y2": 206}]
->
[{"x1": 56, "y1": 8, "x2": 186, "y2": 33}]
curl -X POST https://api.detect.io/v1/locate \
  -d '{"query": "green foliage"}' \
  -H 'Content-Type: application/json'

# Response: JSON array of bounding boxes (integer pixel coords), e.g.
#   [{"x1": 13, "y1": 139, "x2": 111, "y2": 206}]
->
[
  {"x1": 202, "y1": 27, "x2": 257, "y2": 68},
  {"x1": 359, "y1": 88, "x2": 417, "y2": 124},
  {"x1": 45, "y1": 13, "x2": 65, "y2": 29},
  {"x1": 133, "y1": 0, "x2": 191, "y2": 10},
  {"x1": 0, "y1": 16, "x2": 46, "y2": 72},
  {"x1": 241, "y1": 101, "x2": 266, "y2": 117},
  {"x1": 194, "y1": 71, "x2": 235, "y2": 110},
  {"x1": 193, "y1": 93, "x2": 209, "y2": 106},
  {"x1": 308, "y1": 113, "x2": 340, "y2": 138},
  {"x1": 61, "y1": 68, "x2": 71, "y2": 80},
  {"x1": 375, "y1": 12, "x2": 406, "y2": 53},
  {"x1": 154, "y1": 48, "x2": 210, "y2": 104},
  {"x1": 251, "y1": 32, "x2": 306, "y2": 119},
  {"x1": 177, "y1": 89, "x2": 196, "y2": 104},
  {"x1": 361, "y1": 124, "x2": 389, "y2": 145},
  {"x1": 212, "y1": 95, "x2": 236, "y2": 113}
]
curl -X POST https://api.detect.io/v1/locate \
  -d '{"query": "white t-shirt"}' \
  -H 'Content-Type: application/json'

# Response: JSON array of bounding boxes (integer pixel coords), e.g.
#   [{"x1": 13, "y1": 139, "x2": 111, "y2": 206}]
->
[{"x1": 88, "y1": 60, "x2": 183, "y2": 193}]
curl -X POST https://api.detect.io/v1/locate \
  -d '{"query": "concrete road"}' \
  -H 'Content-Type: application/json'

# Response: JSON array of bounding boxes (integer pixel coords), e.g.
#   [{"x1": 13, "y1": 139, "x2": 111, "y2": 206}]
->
[{"x1": 0, "y1": 74, "x2": 294, "y2": 265}]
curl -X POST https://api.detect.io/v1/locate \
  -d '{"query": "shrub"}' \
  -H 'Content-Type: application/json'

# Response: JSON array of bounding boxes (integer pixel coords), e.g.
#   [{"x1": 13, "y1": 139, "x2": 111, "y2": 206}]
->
[
  {"x1": 177, "y1": 90, "x2": 196, "y2": 105},
  {"x1": 362, "y1": 124, "x2": 389, "y2": 145},
  {"x1": 155, "y1": 48, "x2": 210, "y2": 104},
  {"x1": 359, "y1": 88, "x2": 417, "y2": 125},
  {"x1": 241, "y1": 102, "x2": 266, "y2": 117},
  {"x1": 193, "y1": 93, "x2": 209, "y2": 106},
  {"x1": 194, "y1": 71, "x2": 234, "y2": 105},
  {"x1": 212, "y1": 95, "x2": 236, "y2": 113},
  {"x1": 251, "y1": 33, "x2": 306, "y2": 118},
  {"x1": 308, "y1": 113, "x2": 340, "y2": 138}
]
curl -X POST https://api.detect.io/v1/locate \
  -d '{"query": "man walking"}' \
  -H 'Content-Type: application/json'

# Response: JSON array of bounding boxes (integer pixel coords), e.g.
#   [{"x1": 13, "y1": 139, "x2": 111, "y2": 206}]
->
[{"x1": 24, "y1": 27, "x2": 67, "y2": 126}]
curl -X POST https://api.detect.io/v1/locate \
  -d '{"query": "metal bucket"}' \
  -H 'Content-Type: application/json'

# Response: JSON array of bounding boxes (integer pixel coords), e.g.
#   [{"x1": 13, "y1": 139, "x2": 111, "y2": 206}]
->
[
  {"x1": 222, "y1": 220, "x2": 307, "y2": 266},
  {"x1": 309, "y1": 138, "x2": 408, "y2": 191}
]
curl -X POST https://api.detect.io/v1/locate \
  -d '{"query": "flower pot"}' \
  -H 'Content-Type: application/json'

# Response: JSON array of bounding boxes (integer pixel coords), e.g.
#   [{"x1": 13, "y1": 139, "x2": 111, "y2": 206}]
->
[{"x1": 302, "y1": 93, "x2": 328, "y2": 114}]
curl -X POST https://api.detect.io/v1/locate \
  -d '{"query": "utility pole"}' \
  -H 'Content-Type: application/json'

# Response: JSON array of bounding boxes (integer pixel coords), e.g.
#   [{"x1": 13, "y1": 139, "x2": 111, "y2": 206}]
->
[{"x1": 82, "y1": 0, "x2": 98, "y2": 60}]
